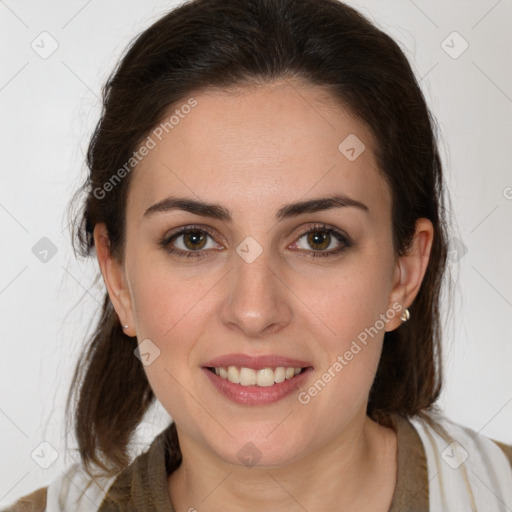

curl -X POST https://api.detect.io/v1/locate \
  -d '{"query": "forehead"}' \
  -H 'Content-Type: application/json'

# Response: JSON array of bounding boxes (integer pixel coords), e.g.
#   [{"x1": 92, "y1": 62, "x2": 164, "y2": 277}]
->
[{"x1": 127, "y1": 80, "x2": 390, "y2": 222}]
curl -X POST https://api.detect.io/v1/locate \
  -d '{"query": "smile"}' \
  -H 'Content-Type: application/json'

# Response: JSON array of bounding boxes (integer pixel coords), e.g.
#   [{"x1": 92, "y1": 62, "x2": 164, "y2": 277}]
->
[{"x1": 207, "y1": 366, "x2": 305, "y2": 387}]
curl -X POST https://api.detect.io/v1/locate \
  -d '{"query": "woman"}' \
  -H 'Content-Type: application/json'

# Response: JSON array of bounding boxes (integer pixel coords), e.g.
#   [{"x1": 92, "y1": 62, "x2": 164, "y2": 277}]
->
[{"x1": 3, "y1": 0, "x2": 511, "y2": 510}]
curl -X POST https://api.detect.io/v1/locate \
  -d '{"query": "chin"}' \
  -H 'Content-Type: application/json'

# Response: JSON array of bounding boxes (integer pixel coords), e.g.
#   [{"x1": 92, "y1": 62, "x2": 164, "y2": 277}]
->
[{"x1": 203, "y1": 424, "x2": 310, "y2": 469}]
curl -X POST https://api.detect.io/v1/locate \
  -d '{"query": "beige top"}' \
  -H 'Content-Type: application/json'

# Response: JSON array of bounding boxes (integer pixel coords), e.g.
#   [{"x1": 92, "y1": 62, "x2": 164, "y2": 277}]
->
[{"x1": 4, "y1": 415, "x2": 512, "y2": 511}]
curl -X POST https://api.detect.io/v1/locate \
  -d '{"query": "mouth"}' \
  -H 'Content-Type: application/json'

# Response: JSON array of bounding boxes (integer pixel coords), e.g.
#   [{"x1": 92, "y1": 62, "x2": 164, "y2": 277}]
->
[
  {"x1": 201, "y1": 353, "x2": 313, "y2": 405},
  {"x1": 205, "y1": 365, "x2": 309, "y2": 387}
]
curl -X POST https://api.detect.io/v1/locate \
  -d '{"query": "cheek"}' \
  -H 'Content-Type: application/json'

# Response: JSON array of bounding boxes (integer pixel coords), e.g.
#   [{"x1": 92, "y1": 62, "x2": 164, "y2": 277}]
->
[
  {"x1": 127, "y1": 263, "x2": 216, "y2": 424},
  {"x1": 125, "y1": 258, "x2": 210, "y2": 384},
  {"x1": 308, "y1": 257, "x2": 393, "y2": 341},
  {"x1": 299, "y1": 257, "x2": 393, "y2": 402},
  {"x1": 128, "y1": 255, "x2": 213, "y2": 340},
  {"x1": 298, "y1": 289, "x2": 387, "y2": 425}
]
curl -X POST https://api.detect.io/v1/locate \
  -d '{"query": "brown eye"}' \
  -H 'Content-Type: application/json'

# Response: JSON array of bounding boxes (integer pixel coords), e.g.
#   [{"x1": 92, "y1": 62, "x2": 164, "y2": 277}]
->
[
  {"x1": 291, "y1": 224, "x2": 352, "y2": 258},
  {"x1": 306, "y1": 230, "x2": 331, "y2": 251},
  {"x1": 182, "y1": 230, "x2": 208, "y2": 250},
  {"x1": 160, "y1": 225, "x2": 222, "y2": 259}
]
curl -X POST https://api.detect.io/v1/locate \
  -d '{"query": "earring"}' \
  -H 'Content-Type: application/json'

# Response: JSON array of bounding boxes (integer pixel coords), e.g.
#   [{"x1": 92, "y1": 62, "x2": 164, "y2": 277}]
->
[
  {"x1": 122, "y1": 324, "x2": 129, "y2": 330},
  {"x1": 400, "y1": 308, "x2": 410, "y2": 323}
]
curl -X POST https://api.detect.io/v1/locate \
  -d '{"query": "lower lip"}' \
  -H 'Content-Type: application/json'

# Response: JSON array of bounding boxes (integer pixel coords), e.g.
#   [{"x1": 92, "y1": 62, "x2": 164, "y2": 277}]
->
[{"x1": 202, "y1": 367, "x2": 313, "y2": 405}]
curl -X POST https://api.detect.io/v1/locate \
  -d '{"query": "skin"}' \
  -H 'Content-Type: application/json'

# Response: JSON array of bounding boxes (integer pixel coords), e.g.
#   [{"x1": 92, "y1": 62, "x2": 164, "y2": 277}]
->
[{"x1": 94, "y1": 79, "x2": 433, "y2": 511}]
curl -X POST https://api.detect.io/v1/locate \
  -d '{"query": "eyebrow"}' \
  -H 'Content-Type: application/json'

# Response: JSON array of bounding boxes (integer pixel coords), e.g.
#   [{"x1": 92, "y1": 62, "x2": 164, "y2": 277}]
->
[{"x1": 143, "y1": 193, "x2": 369, "y2": 222}]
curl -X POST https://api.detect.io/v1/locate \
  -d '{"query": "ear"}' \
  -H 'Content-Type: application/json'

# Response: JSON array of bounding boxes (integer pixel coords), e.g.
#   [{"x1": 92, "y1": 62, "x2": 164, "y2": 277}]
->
[
  {"x1": 93, "y1": 223, "x2": 136, "y2": 337},
  {"x1": 385, "y1": 218, "x2": 434, "y2": 332}
]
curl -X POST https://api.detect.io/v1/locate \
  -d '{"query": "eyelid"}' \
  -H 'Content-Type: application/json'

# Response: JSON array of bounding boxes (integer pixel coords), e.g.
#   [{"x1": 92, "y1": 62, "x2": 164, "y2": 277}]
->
[
  {"x1": 160, "y1": 222, "x2": 352, "y2": 258},
  {"x1": 293, "y1": 222, "x2": 349, "y2": 241},
  {"x1": 291, "y1": 223, "x2": 352, "y2": 255},
  {"x1": 162, "y1": 223, "x2": 222, "y2": 244},
  {"x1": 162, "y1": 222, "x2": 348, "y2": 243}
]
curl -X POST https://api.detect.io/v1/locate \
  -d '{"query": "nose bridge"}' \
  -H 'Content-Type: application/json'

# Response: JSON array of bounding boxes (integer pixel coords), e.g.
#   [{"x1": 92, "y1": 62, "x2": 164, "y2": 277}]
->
[{"x1": 220, "y1": 240, "x2": 292, "y2": 337}]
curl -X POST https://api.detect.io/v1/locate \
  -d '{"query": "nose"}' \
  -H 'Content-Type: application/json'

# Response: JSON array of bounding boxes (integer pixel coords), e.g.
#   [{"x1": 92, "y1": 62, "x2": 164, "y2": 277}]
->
[{"x1": 219, "y1": 246, "x2": 293, "y2": 339}]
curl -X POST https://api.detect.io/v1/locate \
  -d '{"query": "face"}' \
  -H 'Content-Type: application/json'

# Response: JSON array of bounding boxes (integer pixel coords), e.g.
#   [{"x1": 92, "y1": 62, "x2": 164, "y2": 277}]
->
[{"x1": 98, "y1": 79, "x2": 421, "y2": 468}]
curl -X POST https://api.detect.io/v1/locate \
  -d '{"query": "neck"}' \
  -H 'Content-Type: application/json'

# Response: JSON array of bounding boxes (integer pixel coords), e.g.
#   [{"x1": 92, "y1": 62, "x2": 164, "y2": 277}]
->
[{"x1": 168, "y1": 414, "x2": 397, "y2": 512}]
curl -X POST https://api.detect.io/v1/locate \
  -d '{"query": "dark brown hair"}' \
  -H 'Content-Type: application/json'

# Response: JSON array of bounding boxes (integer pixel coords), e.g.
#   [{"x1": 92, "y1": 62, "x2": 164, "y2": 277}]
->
[{"x1": 66, "y1": 0, "x2": 448, "y2": 477}]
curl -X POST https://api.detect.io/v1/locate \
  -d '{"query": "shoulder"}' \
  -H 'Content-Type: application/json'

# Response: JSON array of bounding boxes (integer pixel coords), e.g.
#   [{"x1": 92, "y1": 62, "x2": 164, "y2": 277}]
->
[
  {"x1": 409, "y1": 409, "x2": 512, "y2": 510},
  {"x1": 1, "y1": 486, "x2": 47, "y2": 512},
  {"x1": 1, "y1": 424, "x2": 178, "y2": 512},
  {"x1": 0, "y1": 462, "x2": 119, "y2": 512},
  {"x1": 492, "y1": 438, "x2": 512, "y2": 468}
]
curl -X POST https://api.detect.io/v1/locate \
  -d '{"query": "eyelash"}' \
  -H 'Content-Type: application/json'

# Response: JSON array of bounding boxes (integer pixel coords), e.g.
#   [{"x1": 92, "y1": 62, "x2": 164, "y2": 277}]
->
[{"x1": 159, "y1": 223, "x2": 353, "y2": 260}]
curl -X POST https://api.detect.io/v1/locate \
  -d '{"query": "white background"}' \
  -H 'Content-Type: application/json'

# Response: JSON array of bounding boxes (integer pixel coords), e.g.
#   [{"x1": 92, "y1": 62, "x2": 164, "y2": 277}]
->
[{"x1": 1, "y1": 0, "x2": 511, "y2": 506}]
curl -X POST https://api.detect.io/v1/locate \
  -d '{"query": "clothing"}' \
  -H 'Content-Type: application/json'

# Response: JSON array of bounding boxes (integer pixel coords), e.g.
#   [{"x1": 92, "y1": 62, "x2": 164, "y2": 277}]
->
[{"x1": 2, "y1": 411, "x2": 512, "y2": 511}]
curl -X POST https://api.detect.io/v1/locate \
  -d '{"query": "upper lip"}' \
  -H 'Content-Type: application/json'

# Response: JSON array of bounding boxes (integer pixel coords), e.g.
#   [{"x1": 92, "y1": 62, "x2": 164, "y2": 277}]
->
[{"x1": 202, "y1": 353, "x2": 313, "y2": 370}]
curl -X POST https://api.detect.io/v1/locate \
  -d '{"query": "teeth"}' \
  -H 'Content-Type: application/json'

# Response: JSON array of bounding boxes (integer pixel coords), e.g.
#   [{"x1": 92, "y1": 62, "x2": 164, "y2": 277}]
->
[
  {"x1": 239, "y1": 367, "x2": 256, "y2": 386},
  {"x1": 274, "y1": 367, "x2": 286, "y2": 383},
  {"x1": 256, "y1": 368, "x2": 274, "y2": 387},
  {"x1": 213, "y1": 366, "x2": 304, "y2": 386},
  {"x1": 227, "y1": 366, "x2": 240, "y2": 384}
]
